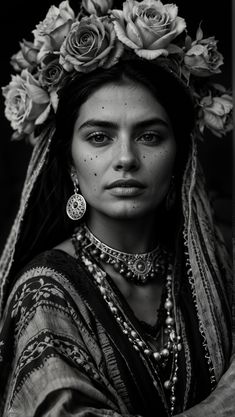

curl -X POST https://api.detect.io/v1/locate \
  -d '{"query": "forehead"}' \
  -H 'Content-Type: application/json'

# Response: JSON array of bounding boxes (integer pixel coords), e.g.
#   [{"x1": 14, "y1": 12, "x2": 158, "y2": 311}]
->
[{"x1": 74, "y1": 82, "x2": 171, "y2": 128}]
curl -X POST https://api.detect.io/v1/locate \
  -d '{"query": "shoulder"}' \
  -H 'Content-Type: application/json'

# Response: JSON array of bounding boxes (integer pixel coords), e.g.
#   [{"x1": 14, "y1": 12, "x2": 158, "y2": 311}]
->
[
  {"x1": 54, "y1": 238, "x2": 76, "y2": 258},
  {"x1": 16, "y1": 241, "x2": 78, "y2": 287},
  {"x1": 6, "y1": 248, "x2": 82, "y2": 320},
  {"x1": 13, "y1": 248, "x2": 74, "y2": 289}
]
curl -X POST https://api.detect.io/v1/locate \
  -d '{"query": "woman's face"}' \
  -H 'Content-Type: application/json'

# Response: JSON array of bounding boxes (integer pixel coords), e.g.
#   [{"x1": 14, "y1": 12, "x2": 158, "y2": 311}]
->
[{"x1": 71, "y1": 81, "x2": 176, "y2": 221}]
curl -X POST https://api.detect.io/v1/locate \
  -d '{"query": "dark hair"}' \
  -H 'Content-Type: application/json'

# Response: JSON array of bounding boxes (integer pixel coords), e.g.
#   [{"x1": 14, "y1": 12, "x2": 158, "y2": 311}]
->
[{"x1": 8, "y1": 59, "x2": 195, "y2": 283}]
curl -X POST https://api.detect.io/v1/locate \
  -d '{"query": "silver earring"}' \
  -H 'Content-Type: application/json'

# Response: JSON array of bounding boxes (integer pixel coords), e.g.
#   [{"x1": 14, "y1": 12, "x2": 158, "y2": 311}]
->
[
  {"x1": 66, "y1": 173, "x2": 86, "y2": 221},
  {"x1": 165, "y1": 175, "x2": 176, "y2": 211}
]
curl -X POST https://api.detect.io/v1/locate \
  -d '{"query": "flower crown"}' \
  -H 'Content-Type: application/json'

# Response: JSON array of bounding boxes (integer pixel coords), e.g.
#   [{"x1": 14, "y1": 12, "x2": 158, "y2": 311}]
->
[{"x1": 2, "y1": 0, "x2": 233, "y2": 143}]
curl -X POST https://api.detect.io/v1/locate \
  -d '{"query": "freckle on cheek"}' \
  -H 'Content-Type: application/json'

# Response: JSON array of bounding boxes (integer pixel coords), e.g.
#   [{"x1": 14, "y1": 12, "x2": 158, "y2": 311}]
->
[
  {"x1": 94, "y1": 173, "x2": 97, "y2": 176},
  {"x1": 84, "y1": 159, "x2": 86, "y2": 162}
]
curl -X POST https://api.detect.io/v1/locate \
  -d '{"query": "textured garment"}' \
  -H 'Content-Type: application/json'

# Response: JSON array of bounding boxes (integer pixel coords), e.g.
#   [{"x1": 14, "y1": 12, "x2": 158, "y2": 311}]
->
[{"x1": 0, "y1": 243, "x2": 231, "y2": 417}]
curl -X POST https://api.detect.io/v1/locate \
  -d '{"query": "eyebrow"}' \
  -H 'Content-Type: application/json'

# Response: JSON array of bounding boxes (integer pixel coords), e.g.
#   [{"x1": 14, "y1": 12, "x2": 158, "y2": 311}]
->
[{"x1": 77, "y1": 117, "x2": 169, "y2": 131}]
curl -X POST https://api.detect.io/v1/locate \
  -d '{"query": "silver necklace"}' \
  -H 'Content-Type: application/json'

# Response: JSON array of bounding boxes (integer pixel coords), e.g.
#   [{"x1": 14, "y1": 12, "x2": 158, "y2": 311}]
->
[
  {"x1": 74, "y1": 246, "x2": 181, "y2": 416},
  {"x1": 74, "y1": 224, "x2": 171, "y2": 285}
]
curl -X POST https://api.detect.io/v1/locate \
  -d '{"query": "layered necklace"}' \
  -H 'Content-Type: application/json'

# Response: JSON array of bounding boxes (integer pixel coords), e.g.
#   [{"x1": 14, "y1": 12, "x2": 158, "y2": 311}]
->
[
  {"x1": 72, "y1": 224, "x2": 182, "y2": 415},
  {"x1": 75, "y1": 224, "x2": 171, "y2": 285}
]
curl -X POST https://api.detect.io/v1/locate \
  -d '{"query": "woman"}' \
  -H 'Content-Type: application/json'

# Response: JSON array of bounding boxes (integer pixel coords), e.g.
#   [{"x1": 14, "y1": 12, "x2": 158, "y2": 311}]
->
[{"x1": 0, "y1": 1, "x2": 233, "y2": 416}]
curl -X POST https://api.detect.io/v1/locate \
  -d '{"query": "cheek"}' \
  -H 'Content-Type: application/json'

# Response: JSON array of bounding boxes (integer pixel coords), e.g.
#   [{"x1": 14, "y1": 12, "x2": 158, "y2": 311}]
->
[
  {"x1": 72, "y1": 152, "x2": 101, "y2": 196},
  {"x1": 148, "y1": 147, "x2": 176, "y2": 183},
  {"x1": 72, "y1": 143, "x2": 96, "y2": 177}
]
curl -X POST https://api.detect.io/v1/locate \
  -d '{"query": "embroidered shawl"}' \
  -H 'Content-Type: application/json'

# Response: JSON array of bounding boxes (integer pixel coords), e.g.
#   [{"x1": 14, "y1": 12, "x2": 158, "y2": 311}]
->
[{"x1": 0, "y1": 238, "x2": 232, "y2": 417}]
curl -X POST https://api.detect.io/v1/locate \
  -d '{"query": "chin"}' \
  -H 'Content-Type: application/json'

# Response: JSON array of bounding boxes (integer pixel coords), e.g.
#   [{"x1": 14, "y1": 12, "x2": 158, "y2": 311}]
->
[{"x1": 104, "y1": 203, "x2": 155, "y2": 220}]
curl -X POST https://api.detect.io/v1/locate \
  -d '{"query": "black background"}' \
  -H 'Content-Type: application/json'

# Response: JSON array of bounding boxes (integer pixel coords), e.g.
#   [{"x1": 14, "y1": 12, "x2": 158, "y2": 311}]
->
[{"x1": 0, "y1": 0, "x2": 233, "y2": 253}]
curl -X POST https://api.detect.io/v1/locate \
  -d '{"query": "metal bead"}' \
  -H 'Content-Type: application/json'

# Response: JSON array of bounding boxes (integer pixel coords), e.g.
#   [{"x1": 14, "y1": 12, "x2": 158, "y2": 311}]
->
[
  {"x1": 100, "y1": 286, "x2": 106, "y2": 294},
  {"x1": 153, "y1": 351, "x2": 161, "y2": 361},
  {"x1": 164, "y1": 380, "x2": 171, "y2": 389},
  {"x1": 131, "y1": 330, "x2": 137, "y2": 337},
  {"x1": 113, "y1": 263, "x2": 121, "y2": 271},
  {"x1": 100, "y1": 253, "x2": 108, "y2": 261},
  {"x1": 177, "y1": 343, "x2": 182, "y2": 351},
  {"x1": 161, "y1": 348, "x2": 169, "y2": 357},
  {"x1": 172, "y1": 376, "x2": 178, "y2": 383},
  {"x1": 171, "y1": 395, "x2": 176, "y2": 403},
  {"x1": 165, "y1": 316, "x2": 174, "y2": 326},
  {"x1": 164, "y1": 300, "x2": 173, "y2": 310},
  {"x1": 144, "y1": 349, "x2": 151, "y2": 356}
]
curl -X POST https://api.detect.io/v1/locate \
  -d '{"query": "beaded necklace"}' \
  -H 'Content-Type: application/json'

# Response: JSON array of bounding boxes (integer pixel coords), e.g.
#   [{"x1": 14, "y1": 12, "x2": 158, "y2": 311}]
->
[
  {"x1": 77, "y1": 224, "x2": 170, "y2": 285},
  {"x1": 72, "y1": 225, "x2": 182, "y2": 415}
]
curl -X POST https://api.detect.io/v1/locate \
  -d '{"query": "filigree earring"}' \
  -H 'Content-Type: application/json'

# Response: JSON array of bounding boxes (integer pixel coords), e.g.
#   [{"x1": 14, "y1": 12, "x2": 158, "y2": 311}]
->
[
  {"x1": 66, "y1": 171, "x2": 86, "y2": 221},
  {"x1": 165, "y1": 175, "x2": 176, "y2": 211}
]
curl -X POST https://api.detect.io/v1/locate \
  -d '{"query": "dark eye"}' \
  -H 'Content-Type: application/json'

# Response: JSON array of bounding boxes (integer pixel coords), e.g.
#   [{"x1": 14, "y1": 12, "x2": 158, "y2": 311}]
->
[
  {"x1": 137, "y1": 132, "x2": 162, "y2": 145},
  {"x1": 88, "y1": 133, "x2": 111, "y2": 146}
]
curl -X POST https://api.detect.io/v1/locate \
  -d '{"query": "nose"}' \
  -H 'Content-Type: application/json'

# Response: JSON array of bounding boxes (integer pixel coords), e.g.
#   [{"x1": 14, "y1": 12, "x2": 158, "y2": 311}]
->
[{"x1": 113, "y1": 137, "x2": 140, "y2": 172}]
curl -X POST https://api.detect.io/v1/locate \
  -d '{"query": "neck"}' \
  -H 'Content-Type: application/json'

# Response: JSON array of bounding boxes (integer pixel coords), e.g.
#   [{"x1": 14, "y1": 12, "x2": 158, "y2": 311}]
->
[{"x1": 86, "y1": 212, "x2": 160, "y2": 254}]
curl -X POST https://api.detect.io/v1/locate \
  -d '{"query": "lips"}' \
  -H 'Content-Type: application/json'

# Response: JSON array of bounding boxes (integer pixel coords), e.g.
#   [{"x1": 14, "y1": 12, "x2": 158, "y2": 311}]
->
[{"x1": 106, "y1": 179, "x2": 145, "y2": 189}]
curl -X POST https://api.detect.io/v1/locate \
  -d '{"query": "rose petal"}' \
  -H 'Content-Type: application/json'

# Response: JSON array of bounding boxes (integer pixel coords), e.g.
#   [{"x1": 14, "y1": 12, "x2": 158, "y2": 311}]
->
[
  {"x1": 204, "y1": 110, "x2": 224, "y2": 131},
  {"x1": 35, "y1": 103, "x2": 51, "y2": 125},
  {"x1": 113, "y1": 20, "x2": 138, "y2": 49},
  {"x1": 111, "y1": 9, "x2": 125, "y2": 25},
  {"x1": 26, "y1": 84, "x2": 50, "y2": 104},
  {"x1": 126, "y1": 21, "x2": 143, "y2": 48},
  {"x1": 207, "y1": 101, "x2": 225, "y2": 116},
  {"x1": 135, "y1": 47, "x2": 168, "y2": 59},
  {"x1": 164, "y1": 4, "x2": 178, "y2": 20},
  {"x1": 50, "y1": 90, "x2": 59, "y2": 111},
  {"x1": 214, "y1": 96, "x2": 233, "y2": 114},
  {"x1": 186, "y1": 44, "x2": 205, "y2": 57},
  {"x1": 135, "y1": 18, "x2": 161, "y2": 47},
  {"x1": 123, "y1": 0, "x2": 135, "y2": 19},
  {"x1": 172, "y1": 16, "x2": 186, "y2": 36},
  {"x1": 148, "y1": 30, "x2": 178, "y2": 49},
  {"x1": 103, "y1": 40, "x2": 124, "y2": 68},
  {"x1": 59, "y1": 0, "x2": 75, "y2": 20},
  {"x1": 83, "y1": 0, "x2": 97, "y2": 15}
]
